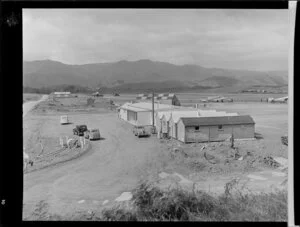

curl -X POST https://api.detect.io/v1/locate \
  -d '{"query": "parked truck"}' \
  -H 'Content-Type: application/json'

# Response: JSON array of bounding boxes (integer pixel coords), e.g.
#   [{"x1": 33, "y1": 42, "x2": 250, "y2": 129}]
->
[
  {"x1": 73, "y1": 125, "x2": 88, "y2": 136},
  {"x1": 84, "y1": 128, "x2": 101, "y2": 140},
  {"x1": 60, "y1": 115, "x2": 69, "y2": 125},
  {"x1": 133, "y1": 126, "x2": 150, "y2": 138}
]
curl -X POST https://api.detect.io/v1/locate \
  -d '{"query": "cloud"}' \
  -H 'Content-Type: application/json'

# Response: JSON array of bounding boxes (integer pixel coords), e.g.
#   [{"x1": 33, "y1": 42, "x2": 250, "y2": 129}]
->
[{"x1": 23, "y1": 9, "x2": 288, "y2": 71}]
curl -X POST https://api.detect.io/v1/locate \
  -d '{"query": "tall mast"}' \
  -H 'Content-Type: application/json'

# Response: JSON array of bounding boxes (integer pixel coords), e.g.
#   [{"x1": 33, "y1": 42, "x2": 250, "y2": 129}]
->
[{"x1": 152, "y1": 90, "x2": 155, "y2": 127}]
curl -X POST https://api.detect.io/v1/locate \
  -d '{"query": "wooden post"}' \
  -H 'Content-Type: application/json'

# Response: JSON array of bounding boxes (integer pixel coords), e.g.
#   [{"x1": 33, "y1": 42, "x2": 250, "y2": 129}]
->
[
  {"x1": 60, "y1": 137, "x2": 64, "y2": 148},
  {"x1": 152, "y1": 91, "x2": 155, "y2": 133},
  {"x1": 80, "y1": 137, "x2": 83, "y2": 149}
]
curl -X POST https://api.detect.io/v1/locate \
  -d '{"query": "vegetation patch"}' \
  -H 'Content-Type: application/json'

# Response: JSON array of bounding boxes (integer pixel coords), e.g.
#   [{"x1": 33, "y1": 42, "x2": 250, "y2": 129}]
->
[{"x1": 101, "y1": 181, "x2": 287, "y2": 221}]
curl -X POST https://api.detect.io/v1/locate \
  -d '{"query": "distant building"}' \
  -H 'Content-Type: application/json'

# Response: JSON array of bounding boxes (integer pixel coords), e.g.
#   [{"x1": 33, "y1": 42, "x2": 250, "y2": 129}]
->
[
  {"x1": 272, "y1": 96, "x2": 288, "y2": 103},
  {"x1": 118, "y1": 102, "x2": 184, "y2": 126},
  {"x1": 53, "y1": 91, "x2": 71, "y2": 98},
  {"x1": 176, "y1": 115, "x2": 255, "y2": 143},
  {"x1": 136, "y1": 93, "x2": 181, "y2": 106}
]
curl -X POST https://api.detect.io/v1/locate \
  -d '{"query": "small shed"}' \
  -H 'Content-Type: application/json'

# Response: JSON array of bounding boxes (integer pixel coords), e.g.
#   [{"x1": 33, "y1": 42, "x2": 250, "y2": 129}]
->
[
  {"x1": 168, "y1": 111, "x2": 201, "y2": 139},
  {"x1": 177, "y1": 115, "x2": 255, "y2": 143},
  {"x1": 155, "y1": 111, "x2": 173, "y2": 136}
]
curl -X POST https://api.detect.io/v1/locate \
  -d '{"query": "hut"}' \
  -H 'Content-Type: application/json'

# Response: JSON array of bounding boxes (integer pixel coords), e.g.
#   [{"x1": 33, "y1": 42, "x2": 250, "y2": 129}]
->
[{"x1": 176, "y1": 115, "x2": 255, "y2": 143}]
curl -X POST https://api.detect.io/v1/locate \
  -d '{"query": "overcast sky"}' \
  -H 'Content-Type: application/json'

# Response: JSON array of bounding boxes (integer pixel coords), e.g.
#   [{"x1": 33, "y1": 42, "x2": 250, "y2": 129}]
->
[{"x1": 23, "y1": 9, "x2": 288, "y2": 71}]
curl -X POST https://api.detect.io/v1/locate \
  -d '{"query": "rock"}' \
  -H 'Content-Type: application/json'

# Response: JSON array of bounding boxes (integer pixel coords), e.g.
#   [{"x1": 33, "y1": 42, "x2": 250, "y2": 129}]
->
[
  {"x1": 263, "y1": 156, "x2": 280, "y2": 168},
  {"x1": 238, "y1": 156, "x2": 244, "y2": 161},
  {"x1": 102, "y1": 200, "x2": 109, "y2": 205},
  {"x1": 159, "y1": 172, "x2": 170, "y2": 179},
  {"x1": 273, "y1": 157, "x2": 288, "y2": 167},
  {"x1": 115, "y1": 192, "x2": 133, "y2": 202},
  {"x1": 247, "y1": 174, "x2": 267, "y2": 180},
  {"x1": 204, "y1": 152, "x2": 215, "y2": 160}
]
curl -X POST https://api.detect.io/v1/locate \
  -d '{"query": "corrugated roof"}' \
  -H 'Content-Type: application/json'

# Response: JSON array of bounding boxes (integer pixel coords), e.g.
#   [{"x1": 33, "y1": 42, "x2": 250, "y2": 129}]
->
[
  {"x1": 156, "y1": 108, "x2": 194, "y2": 120},
  {"x1": 120, "y1": 102, "x2": 182, "y2": 112},
  {"x1": 170, "y1": 111, "x2": 200, "y2": 123},
  {"x1": 119, "y1": 102, "x2": 149, "y2": 112},
  {"x1": 180, "y1": 115, "x2": 255, "y2": 126}
]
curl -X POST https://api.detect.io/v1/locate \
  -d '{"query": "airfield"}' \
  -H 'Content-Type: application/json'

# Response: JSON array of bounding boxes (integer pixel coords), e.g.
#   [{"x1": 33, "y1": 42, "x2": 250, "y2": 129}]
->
[{"x1": 23, "y1": 93, "x2": 288, "y2": 220}]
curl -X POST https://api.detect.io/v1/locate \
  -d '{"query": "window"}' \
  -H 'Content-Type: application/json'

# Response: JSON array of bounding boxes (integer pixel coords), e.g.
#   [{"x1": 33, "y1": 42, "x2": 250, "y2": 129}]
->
[
  {"x1": 195, "y1": 126, "x2": 199, "y2": 130},
  {"x1": 218, "y1": 125, "x2": 223, "y2": 129}
]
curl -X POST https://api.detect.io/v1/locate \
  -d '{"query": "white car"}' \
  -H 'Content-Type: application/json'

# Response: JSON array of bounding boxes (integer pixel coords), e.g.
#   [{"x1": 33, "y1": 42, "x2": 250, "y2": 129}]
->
[{"x1": 60, "y1": 115, "x2": 69, "y2": 125}]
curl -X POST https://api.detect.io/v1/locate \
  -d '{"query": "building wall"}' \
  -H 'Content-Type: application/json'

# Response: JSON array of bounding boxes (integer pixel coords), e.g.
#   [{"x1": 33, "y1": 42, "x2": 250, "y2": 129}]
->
[
  {"x1": 127, "y1": 110, "x2": 138, "y2": 125},
  {"x1": 161, "y1": 116, "x2": 169, "y2": 133},
  {"x1": 185, "y1": 126, "x2": 210, "y2": 143},
  {"x1": 156, "y1": 116, "x2": 162, "y2": 133},
  {"x1": 119, "y1": 108, "x2": 127, "y2": 121},
  {"x1": 177, "y1": 120, "x2": 186, "y2": 142},
  {"x1": 177, "y1": 122, "x2": 255, "y2": 143},
  {"x1": 172, "y1": 96, "x2": 181, "y2": 106},
  {"x1": 169, "y1": 119, "x2": 176, "y2": 138},
  {"x1": 232, "y1": 124, "x2": 255, "y2": 139},
  {"x1": 209, "y1": 125, "x2": 233, "y2": 142},
  {"x1": 137, "y1": 111, "x2": 152, "y2": 126}
]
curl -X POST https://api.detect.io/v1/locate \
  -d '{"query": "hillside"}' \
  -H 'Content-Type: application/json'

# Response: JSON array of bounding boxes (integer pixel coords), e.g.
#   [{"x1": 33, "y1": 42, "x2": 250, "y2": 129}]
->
[{"x1": 23, "y1": 59, "x2": 288, "y2": 92}]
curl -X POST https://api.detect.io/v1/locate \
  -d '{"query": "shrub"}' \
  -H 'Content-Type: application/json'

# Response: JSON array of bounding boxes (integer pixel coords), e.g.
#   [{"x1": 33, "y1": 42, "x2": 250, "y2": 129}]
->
[{"x1": 101, "y1": 181, "x2": 287, "y2": 222}]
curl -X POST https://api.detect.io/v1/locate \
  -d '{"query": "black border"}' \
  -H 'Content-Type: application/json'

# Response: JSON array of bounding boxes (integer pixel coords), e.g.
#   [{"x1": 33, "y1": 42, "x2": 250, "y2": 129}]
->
[
  {"x1": 0, "y1": 1, "x2": 293, "y2": 226},
  {"x1": 293, "y1": 1, "x2": 298, "y2": 225}
]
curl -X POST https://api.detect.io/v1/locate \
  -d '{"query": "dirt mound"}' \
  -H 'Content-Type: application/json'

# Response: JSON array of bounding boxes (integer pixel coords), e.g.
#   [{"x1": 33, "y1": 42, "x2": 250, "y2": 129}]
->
[
  {"x1": 161, "y1": 139, "x2": 282, "y2": 176},
  {"x1": 262, "y1": 156, "x2": 280, "y2": 168},
  {"x1": 30, "y1": 96, "x2": 113, "y2": 114}
]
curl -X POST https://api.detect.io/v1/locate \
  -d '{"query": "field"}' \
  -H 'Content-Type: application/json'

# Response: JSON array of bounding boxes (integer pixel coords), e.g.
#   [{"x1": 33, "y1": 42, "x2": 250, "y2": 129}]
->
[
  {"x1": 23, "y1": 93, "x2": 44, "y2": 103},
  {"x1": 23, "y1": 93, "x2": 288, "y2": 220},
  {"x1": 103, "y1": 92, "x2": 288, "y2": 105}
]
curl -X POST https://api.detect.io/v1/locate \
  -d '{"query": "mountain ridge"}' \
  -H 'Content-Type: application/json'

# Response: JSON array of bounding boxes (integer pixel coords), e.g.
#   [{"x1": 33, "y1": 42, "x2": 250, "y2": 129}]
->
[{"x1": 23, "y1": 59, "x2": 288, "y2": 91}]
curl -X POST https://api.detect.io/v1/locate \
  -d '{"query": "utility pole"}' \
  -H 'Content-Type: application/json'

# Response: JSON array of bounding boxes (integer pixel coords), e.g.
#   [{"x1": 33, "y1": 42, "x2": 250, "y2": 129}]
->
[{"x1": 152, "y1": 90, "x2": 155, "y2": 131}]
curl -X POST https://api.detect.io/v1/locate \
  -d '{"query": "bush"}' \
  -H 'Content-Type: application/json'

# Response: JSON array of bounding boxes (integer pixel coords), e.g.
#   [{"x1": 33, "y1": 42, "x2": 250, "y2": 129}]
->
[
  {"x1": 101, "y1": 181, "x2": 287, "y2": 222},
  {"x1": 102, "y1": 207, "x2": 138, "y2": 221}
]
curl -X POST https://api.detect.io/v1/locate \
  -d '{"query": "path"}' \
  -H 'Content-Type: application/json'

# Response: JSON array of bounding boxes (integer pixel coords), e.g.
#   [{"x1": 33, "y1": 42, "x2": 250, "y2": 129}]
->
[{"x1": 23, "y1": 95, "x2": 48, "y2": 117}]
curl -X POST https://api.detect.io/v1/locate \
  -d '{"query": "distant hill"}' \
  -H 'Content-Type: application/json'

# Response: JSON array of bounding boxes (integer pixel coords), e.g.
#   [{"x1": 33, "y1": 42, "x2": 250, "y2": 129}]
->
[{"x1": 23, "y1": 59, "x2": 288, "y2": 92}]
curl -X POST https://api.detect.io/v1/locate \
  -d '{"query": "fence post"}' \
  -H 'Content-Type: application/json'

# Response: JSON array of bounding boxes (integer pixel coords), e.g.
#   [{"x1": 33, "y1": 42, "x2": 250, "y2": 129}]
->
[
  {"x1": 80, "y1": 137, "x2": 83, "y2": 149},
  {"x1": 59, "y1": 137, "x2": 63, "y2": 148}
]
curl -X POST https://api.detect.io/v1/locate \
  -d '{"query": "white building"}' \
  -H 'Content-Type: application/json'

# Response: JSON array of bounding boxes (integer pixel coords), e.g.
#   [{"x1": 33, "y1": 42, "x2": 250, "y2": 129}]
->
[
  {"x1": 118, "y1": 102, "x2": 184, "y2": 126},
  {"x1": 53, "y1": 91, "x2": 71, "y2": 98},
  {"x1": 118, "y1": 101, "x2": 239, "y2": 139}
]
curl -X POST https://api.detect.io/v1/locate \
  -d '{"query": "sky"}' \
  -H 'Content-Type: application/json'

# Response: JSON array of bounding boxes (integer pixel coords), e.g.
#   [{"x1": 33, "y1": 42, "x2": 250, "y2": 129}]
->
[{"x1": 23, "y1": 9, "x2": 288, "y2": 71}]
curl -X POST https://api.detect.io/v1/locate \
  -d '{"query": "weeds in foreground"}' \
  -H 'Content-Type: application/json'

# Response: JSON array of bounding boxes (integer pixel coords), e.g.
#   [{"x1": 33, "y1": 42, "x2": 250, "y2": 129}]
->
[{"x1": 101, "y1": 181, "x2": 287, "y2": 222}]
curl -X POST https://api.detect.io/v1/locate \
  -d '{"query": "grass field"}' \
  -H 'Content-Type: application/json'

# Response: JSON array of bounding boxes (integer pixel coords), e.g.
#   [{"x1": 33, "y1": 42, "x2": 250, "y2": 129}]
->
[
  {"x1": 102, "y1": 92, "x2": 288, "y2": 106},
  {"x1": 23, "y1": 93, "x2": 43, "y2": 103}
]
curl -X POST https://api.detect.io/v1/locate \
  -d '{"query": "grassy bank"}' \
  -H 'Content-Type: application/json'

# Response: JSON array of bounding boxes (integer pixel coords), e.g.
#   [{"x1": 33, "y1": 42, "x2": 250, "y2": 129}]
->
[
  {"x1": 101, "y1": 181, "x2": 287, "y2": 222},
  {"x1": 23, "y1": 93, "x2": 43, "y2": 103}
]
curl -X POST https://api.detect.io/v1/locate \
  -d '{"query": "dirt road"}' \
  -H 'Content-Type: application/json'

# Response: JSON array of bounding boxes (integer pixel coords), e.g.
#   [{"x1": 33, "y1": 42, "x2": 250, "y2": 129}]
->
[
  {"x1": 23, "y1": 113, "x2": 165, "y2": 219},
  {"x1": 23, "y1": 95, "x2": 48, "y2": 117}
]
